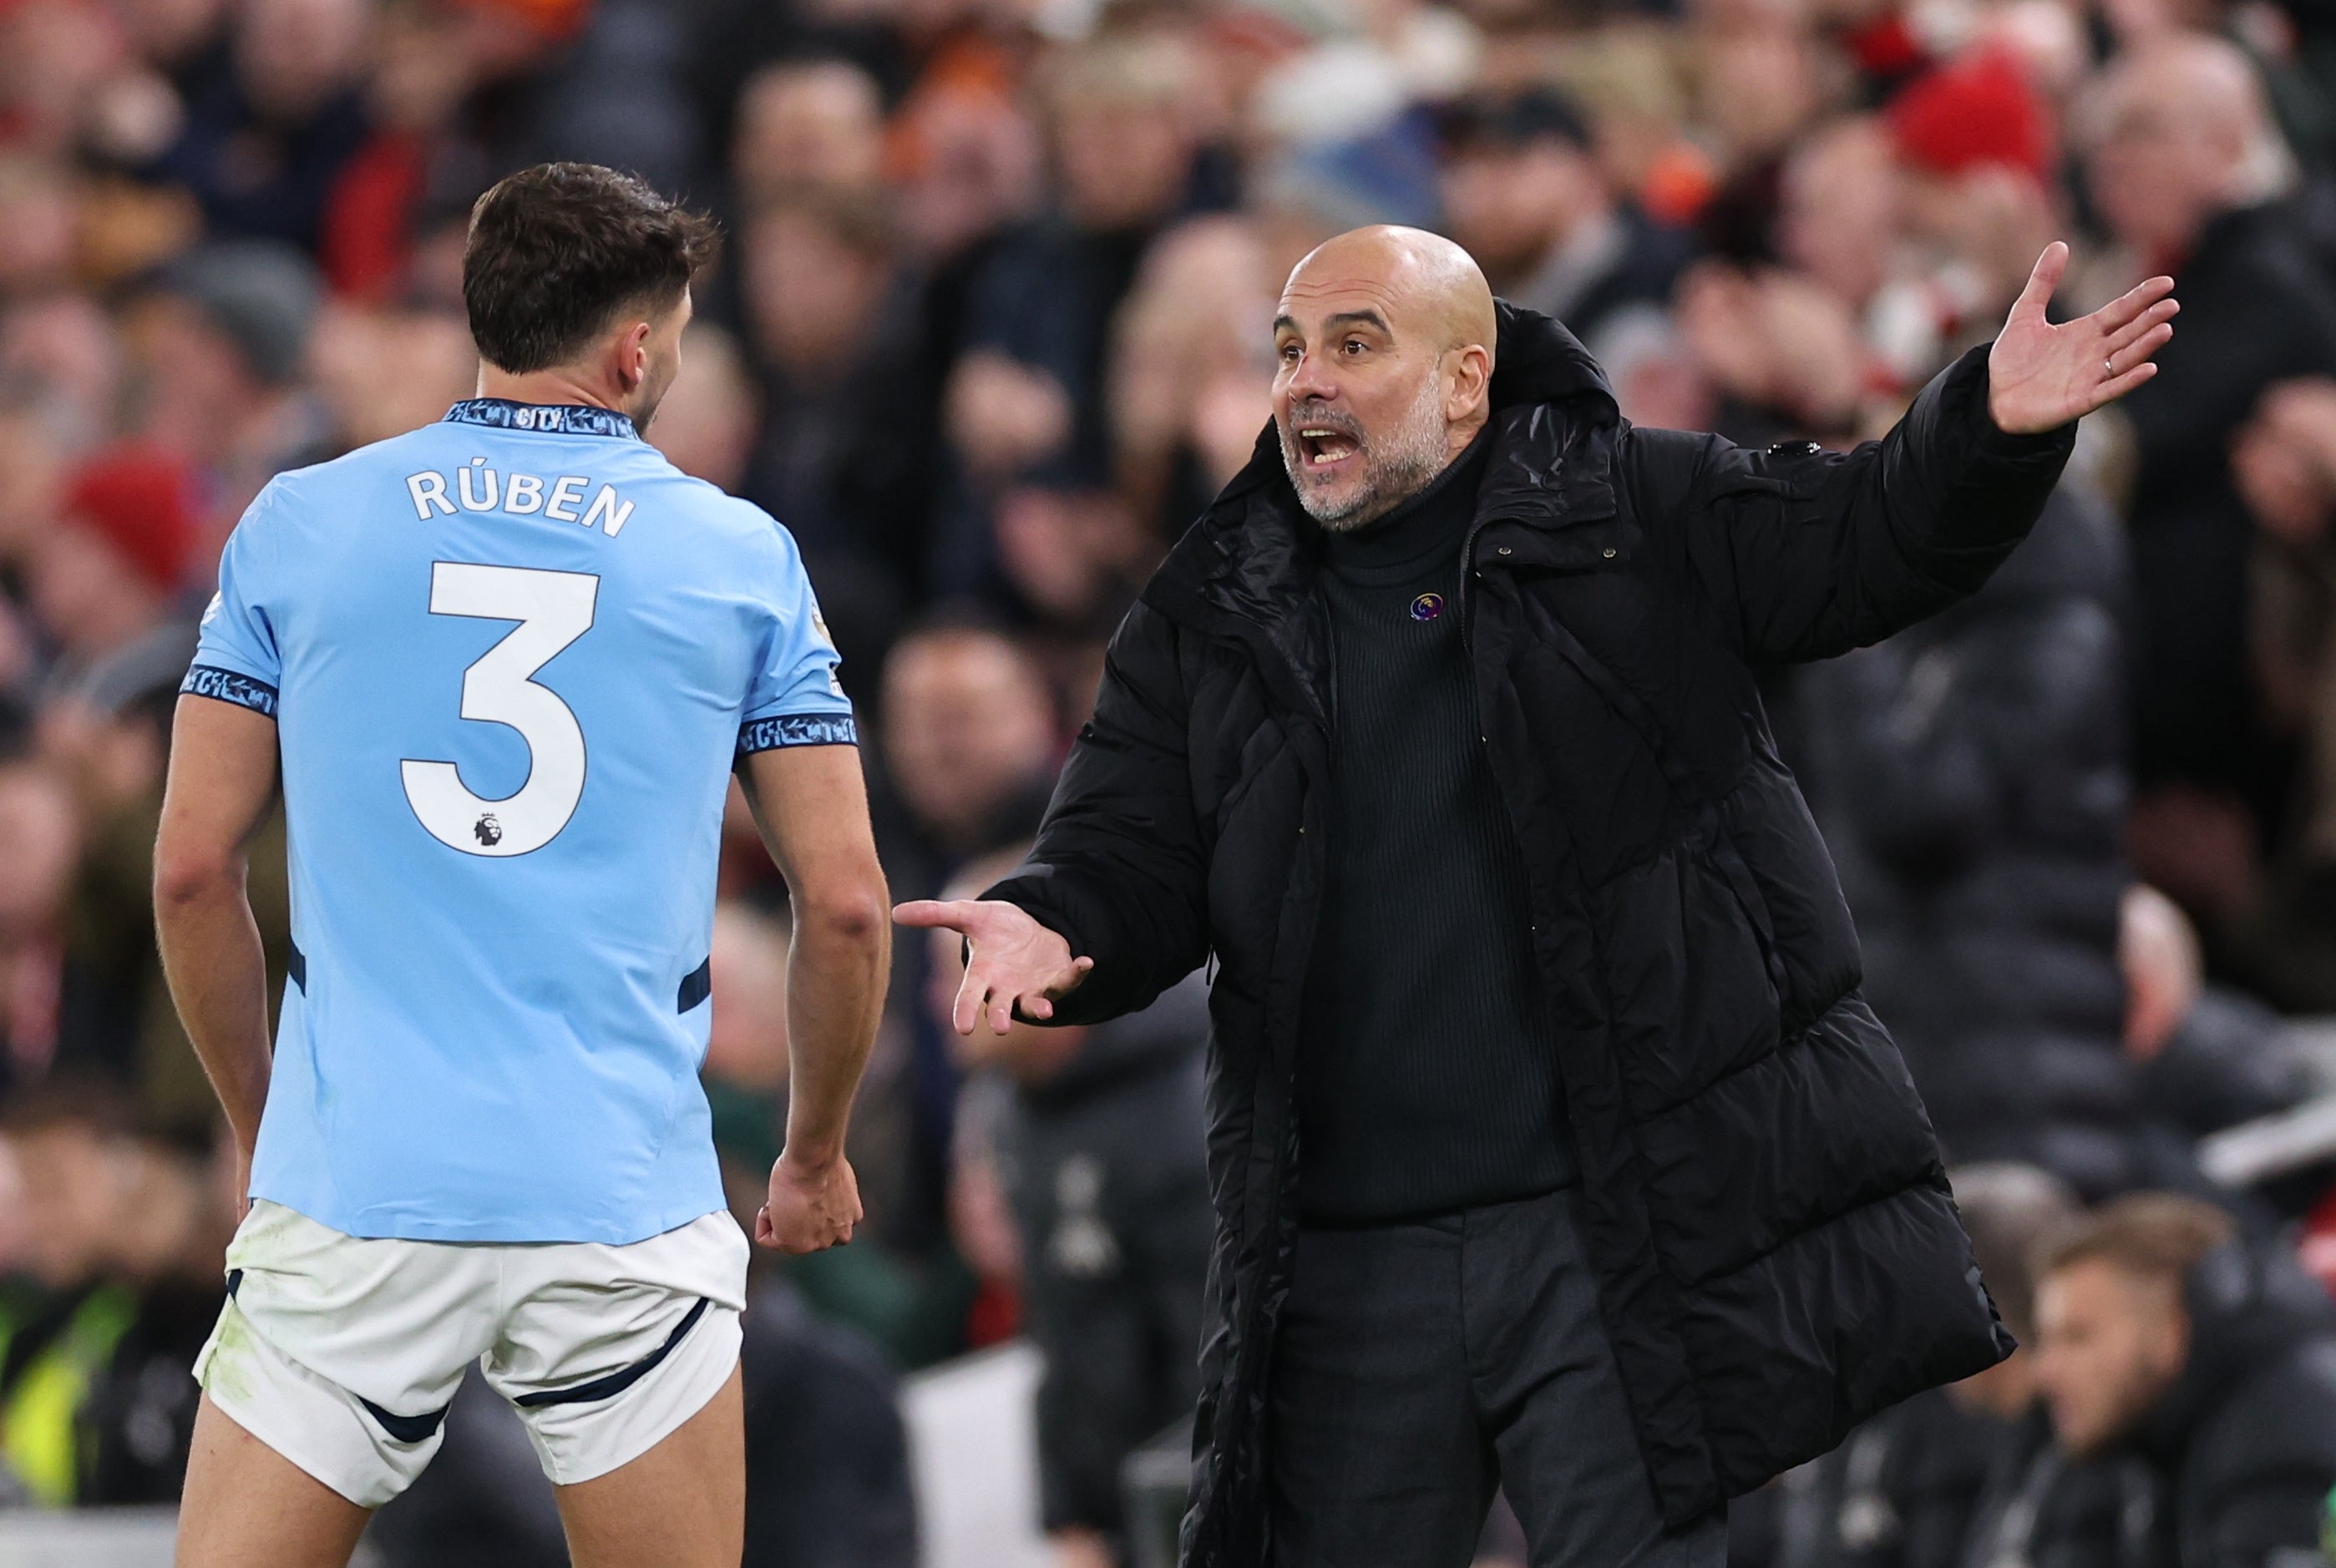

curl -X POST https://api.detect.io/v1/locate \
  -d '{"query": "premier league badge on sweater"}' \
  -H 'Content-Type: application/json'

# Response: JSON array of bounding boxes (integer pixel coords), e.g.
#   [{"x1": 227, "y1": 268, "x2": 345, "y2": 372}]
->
[{"x1": 1410, "y1": 593, "x2": 1445, "y2": 621}]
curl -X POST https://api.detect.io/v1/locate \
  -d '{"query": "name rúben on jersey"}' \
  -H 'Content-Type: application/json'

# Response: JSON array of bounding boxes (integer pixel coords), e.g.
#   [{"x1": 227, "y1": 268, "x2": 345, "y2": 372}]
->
[{"x1": 404, "y1": 458, "x2": 635, "y2": 537}]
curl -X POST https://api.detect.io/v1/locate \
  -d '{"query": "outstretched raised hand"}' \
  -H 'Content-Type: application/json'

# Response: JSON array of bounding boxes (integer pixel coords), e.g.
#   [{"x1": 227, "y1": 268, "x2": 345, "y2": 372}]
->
[
  {"x1": 894, "y1": 898, "x2": 1095, "y2": 1034},
  {"x1": 1987, "y1": 241, "x2": 2179, "y2": 435}
]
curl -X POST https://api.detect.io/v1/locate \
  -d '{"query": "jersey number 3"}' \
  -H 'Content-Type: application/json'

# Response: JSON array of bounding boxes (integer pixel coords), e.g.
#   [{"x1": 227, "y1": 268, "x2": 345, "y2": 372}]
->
[{"x1": 401, "y1": 563, "x2": 600, "y2": 857}]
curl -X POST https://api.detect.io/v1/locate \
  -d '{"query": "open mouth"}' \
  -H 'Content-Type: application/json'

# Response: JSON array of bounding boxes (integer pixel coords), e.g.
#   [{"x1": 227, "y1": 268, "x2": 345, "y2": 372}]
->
[{"x1": 1295, "y1": 423, "x2": 1362, "y2": 472}]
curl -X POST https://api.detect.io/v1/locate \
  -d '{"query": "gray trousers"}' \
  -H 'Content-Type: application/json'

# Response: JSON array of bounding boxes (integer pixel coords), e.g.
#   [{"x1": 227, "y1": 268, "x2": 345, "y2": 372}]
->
[{"x1": 1268, "y1": 1186, "x2": 1730, "y2": 1568}]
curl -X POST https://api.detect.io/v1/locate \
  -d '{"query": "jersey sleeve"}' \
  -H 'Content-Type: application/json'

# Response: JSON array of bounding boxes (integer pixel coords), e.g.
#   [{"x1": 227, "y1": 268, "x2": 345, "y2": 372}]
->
[
  {"x1": 181, "y1": 483, "x2": 286, "y2": 719},
  {"x1": 737, "y1": 522, "x2": 857, "y2": 755}
]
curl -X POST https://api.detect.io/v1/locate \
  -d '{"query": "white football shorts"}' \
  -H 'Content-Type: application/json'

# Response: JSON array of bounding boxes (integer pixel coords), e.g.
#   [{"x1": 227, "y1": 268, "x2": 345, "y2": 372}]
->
[{"x1": 193, "y1": 1199, "x2": 749, "y2": 1507}]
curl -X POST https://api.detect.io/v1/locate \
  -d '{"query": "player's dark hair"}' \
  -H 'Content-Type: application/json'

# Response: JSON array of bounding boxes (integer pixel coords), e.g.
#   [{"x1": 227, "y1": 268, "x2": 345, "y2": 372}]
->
[{"x1": 463, "y1": 164, "x2": 721, "y2": 373}]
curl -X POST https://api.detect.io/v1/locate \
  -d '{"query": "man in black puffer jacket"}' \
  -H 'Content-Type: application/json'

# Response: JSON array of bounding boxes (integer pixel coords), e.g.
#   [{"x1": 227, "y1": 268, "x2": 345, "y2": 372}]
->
[
  {"x1": 1791, "y1": 488, "x2": 2144, "y2": 1197},
  {"x1": 900, "y1": 226, "x2": 2178, "y2": 1568}
]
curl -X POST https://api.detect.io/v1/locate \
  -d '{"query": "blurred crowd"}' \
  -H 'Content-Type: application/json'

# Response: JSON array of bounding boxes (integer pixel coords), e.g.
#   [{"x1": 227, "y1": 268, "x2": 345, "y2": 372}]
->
[{"x1": 0, "y1": 0, "x2": 2334, "y2": 1561}]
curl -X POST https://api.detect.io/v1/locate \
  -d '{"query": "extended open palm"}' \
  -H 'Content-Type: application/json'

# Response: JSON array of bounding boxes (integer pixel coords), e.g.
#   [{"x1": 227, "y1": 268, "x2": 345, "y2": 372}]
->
[
  {"x1": 893, "y1": 898, "x2": 1095, "y2": 1034},
  {"x1": 1987, "y1": 241, "x2": 2179, "y2": 435}
]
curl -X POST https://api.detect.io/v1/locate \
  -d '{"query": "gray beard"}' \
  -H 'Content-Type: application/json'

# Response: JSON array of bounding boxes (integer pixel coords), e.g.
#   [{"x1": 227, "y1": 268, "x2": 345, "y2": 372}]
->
[{"x1": 1283, "y1": 373, "x2": 1455, "y2": 533}]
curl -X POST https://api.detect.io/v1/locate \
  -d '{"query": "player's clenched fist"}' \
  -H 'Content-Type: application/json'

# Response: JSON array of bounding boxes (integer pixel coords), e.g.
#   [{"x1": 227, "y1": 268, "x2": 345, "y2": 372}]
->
[
  {"x1": 758, "y1": 1150, "x2": 864, "y2": 1253},
  {"x1": 894, "y1": 898, "x2": 1095, "y2": 1035}
]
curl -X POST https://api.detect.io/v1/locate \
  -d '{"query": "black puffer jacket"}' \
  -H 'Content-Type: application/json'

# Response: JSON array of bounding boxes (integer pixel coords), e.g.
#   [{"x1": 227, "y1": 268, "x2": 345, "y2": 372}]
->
[
  {"x1": 1791, "y1": 489, "x2": 2139, "y2": 1196},
  {"x1": 991, "y1": 306, "x2": 2072, "y2": 1565}
]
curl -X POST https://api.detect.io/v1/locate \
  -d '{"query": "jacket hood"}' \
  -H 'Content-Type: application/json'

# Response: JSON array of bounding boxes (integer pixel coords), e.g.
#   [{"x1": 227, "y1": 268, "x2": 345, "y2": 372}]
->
[{"x1": 2137, "y1": 1240, "x2": 2336, "y2": 1459}]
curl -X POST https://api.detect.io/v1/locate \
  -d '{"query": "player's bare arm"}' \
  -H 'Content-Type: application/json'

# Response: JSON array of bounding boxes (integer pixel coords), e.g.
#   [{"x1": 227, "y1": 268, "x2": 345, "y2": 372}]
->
[
  {"x1": 155, "y1": 693, "x2": 282, "y2": 1213},
  {"x1": 737, "y1": 743, "x2": 889, "y2": 1252}
]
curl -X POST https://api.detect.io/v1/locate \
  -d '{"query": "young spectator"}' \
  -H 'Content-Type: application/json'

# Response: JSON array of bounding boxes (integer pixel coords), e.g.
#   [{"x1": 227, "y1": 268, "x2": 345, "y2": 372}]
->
[
  {"x1": 1954, "y1": 1168, "x2": 2157, "y2": 1568},
  {"x1": 2032, "y1": 1195, "x2": 2336, "y2": 1566},
  {"x1": 930, "y1": 847, "x2": 1211, "y2": 1568}
]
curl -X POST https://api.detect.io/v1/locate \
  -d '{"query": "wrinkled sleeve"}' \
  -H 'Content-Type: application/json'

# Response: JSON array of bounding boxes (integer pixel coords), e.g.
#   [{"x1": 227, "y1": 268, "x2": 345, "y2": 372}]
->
[
  {"x1": 183, "y1": 482, "x2": 287, "y2": 718},
  {"x1": 985, "y1": 599, "x2": 1210, "y2": 1024},
  {"x1": 1642, "y1": 343, "x2": 2077, "y2": 665}
]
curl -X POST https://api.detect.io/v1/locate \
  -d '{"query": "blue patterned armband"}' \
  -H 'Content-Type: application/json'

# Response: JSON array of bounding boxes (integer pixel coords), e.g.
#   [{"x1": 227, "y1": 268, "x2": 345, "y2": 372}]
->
[
  {"x1": 737, "y1": 712, "x2": 859, "y2": 754},
  {"x1": 181, "y1": 664, "x2": 279, "y2": 718}
]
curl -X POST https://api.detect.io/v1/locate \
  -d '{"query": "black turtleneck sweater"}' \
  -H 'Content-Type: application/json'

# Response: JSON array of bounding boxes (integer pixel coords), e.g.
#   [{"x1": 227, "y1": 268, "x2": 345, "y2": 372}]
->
[{"x1": 1294, "y1": 435, "x2": 1578, "y2": 1223}]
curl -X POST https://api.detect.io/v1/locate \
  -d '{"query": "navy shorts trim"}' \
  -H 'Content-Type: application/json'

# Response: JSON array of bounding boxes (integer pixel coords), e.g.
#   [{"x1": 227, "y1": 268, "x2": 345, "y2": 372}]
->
[
  {"x1": 512, "y1": 1297, "x2": 712, "y2": 1409},
  {"x1": 182, "y1": 664, "x2": 280, "y2": 719},
  {"x1": 737, "y1": 712, "x2": 858, "y2": 755}
]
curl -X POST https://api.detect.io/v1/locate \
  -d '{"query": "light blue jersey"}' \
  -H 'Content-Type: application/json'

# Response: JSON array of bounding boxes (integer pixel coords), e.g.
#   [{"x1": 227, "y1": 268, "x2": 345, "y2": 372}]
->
[{"x1": 185, "y1": 399, "x2": 855, "y2": 1244}]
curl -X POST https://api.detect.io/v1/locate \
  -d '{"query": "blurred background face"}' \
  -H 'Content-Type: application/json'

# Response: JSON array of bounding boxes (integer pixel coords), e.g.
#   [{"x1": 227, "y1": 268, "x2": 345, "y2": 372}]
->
[
  {"x1": 5, "y1": 1121, "x2": 123, "y2": 1287},
  {"x1": 647, "y1": 325, "x2": 758, "y2": 493},
  {"x1": 705, "y1": 904, "x2": 790, "y2": 1092},
  {"x1": 128, "y1": 294, "x2": 261, "y2": 463},
  {"x1": 733, "y1": 60, "x2": 885, "y2": 202},
  {"x1": 0, "y1": 765, "x2": 77, "y2": 942},
  {"x1": 880, "y1": 630, "x2": 1054, "y2": 845},
  {"x1": 1440, "y1": 138, "x2": 1606, "y2": 283},
  {"x1": 236, "y1": 0, "x2": 370, "y2": 122},
  {"x1": 744, "y1": 206, "x2": 892, "y2": 376},
  {"x1": 1052, "y1": 94, "x2": 1192, "y2": 233},
  {"x1": 1777, "y1": 119, "x2": 1899, "y2": 308},
  {"x1": 2082, "y1": 49, "x2": 2252, "y2": 257},
  {"x1": 2033, "y1": 1259, "x2": 2191, "y2": 1454}
]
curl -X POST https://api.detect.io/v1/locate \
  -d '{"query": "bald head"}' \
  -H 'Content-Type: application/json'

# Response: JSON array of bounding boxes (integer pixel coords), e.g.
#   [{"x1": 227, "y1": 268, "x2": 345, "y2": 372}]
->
[
  {"x1": 1271, "y1": 226, "x2": 1497, "y2": 531},
  {"x1": 1284, "y1": 225, "x2": 1498, "y2": 362},
  {"x1": 2085, "y1": 35, "x2": 2287, "y2": 254}
]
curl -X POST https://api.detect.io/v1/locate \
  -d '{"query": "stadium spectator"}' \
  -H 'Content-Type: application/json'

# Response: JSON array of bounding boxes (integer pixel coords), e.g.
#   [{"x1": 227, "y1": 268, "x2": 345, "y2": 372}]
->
[
  {"x1": 0, "y1": 1081, "x2": 231, "y2": 1506},
  {"x1": 1436, "y1": 86, "x2": 1693, "y2": 362},
  {"x1": 1784, "y1": 1163, "x2": 2081, "y2": 1568},
  {"x1": 26, "y1": 446, "x2": 199, "y2": 672},
  {"x1": 645, "y1": 322, "x2": 758, "y2": 495},
  {"x1": 932, "y1": 847, "x2": 1212, "y2": 1568},
  {"x1": 0, "y1": 758, "x2": 78, "y2": 1079},
  {"x1": 1791, "y1": 487, "x2": 2145, "y2": 1198},
  {"x1": 2031, "y1": 1193, "x2": 2336, "y2": 1567},
  {"x1": 144, "y1": 0, "x2": 372, "y2": 254},
  {"x1": 729, "y1": 59, "x2": 887, "y2": 211},
  {"x1": 2118, "y1": 883, "x2": 2312, "y2": 1145},
  {"x1": 874, "y1": 622, "x2": 1058, "y2": 893},
  {"x1": 2082, "y1": 38, "x2": 2336, "y2": 892},
  {"x1": 945, "y1": 33, "x2": 1212, "y2": 493},
  {"x1": 129, "y1": 239, "x2": 332, "y2": 532},
  {"x1": 737, "y1": 188, "x2": 941, "y2": 664},
  {"x1": 2231, "y1": 374, "x2": 2336, "y2": 1004}
]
